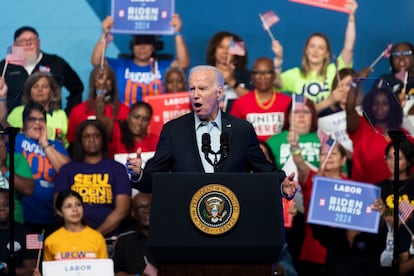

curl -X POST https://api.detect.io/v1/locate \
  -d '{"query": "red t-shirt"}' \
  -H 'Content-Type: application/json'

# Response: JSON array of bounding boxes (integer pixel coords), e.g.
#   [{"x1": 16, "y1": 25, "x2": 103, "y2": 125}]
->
[
  {"x1": 230, "y1": 91, "x2": 291, "y2": 141},
  {"x1": 109, "y1": 120, "x2": 159, "y2": 158},
  {"x1": 348, "y1": 116, "x2": 412, "y2": 184},
  {"x1": 67, "y1": 101, "x2": 130, "y2": 143}
]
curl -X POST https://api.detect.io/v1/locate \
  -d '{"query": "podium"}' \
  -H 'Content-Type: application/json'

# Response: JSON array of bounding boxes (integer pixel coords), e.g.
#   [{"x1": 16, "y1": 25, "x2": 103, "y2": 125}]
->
[{"x1": 149, "y1": 173, "x2": 285, "y2": 275}]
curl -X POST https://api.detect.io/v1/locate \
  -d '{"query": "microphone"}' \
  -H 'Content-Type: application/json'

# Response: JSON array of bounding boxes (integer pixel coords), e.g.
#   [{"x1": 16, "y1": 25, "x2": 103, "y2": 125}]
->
[
  {"x1": 219, "y1": 133, "x2": 229, "y2": 159},
  {"x1": 201, "y1": 133, "x2": 214, "y2": 167},
  {"x1": 201, "y1": 133, "x2": 211, "y2": 155}
]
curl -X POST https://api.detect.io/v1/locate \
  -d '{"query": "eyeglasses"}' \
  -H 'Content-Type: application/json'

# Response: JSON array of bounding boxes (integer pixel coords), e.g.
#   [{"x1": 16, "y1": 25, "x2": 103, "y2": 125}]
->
[
  {"x1": 26, "y1": 116, "x2": 46, "y2": 123},
  {"x1": 391, "y1": 50, "x2": 412, "y2": 57},
  {"x1": 252, "y1": 70, "x2": 274, "y2": 76},
  {"x1": 15, "y1": 37, "x2": 39, "y2": 46}
]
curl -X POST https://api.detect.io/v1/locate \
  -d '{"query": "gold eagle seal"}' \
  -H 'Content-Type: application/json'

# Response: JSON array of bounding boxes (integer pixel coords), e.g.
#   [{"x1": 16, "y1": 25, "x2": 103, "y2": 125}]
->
[{"x1": 189, "y1": 184, "x2": 240, "y2": 235}]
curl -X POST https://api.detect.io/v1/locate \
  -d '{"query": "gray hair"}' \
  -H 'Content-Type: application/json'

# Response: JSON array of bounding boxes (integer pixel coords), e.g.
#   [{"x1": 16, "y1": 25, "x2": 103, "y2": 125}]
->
[{"x1": 189, "y1": 65, "x2": 224, "y2": 88}]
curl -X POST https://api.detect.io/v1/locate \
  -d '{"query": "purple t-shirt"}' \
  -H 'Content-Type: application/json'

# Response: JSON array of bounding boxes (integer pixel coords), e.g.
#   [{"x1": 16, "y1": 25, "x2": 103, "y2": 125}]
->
[{"x1": 55, "y1": 159, "x2": 131, "y2": 233}]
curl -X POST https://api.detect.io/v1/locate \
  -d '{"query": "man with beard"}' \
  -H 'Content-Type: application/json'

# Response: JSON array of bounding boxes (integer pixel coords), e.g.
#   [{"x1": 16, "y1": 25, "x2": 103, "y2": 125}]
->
[
  {"x1": 112, "y1": 192, "x2": 158, "y2": 275},
  {"x1": 0, "y1": 26, "x2": 84, "y2": 114}
]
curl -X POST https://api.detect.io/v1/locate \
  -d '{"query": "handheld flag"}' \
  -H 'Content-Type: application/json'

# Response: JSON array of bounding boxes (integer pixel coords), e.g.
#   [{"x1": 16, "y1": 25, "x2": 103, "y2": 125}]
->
[
  {"x1": 318, "y1": 130, "x2": 336, "y2": 153},
  {"x1": 395, "y1": 70, "x2": 407, "y2": 83},
  {"x1": 260, "y1": 10, "x2": 280, "y2": 30},
  {"x1": 26, "y1": 233, "x2": 44, "y2": 250},
  {"x1": 228, "y1": 40, "x2": 246, "y2": 57},
  {"x1": 369, "y1": 44, "x2": 393, "y2": 69},
  {"x1": 259, "y1": 10, "x2": 279, "y2": 41},
  {"x1": 143, "y1": 256, "x2": 158, "y2": 276},
  {"x1": 399, "y1": 200, "x2": 414, "y2": 222},
  {"x1": 318, "y1": 130, "x2": 337, "y2": 171},
  {"x1": 382, "y1": 44, "x2": 393, "y2": 58},
  {"x1": 293, "y1": 94, "x2": 306, "y2": 111},
  {"x1": 2, "y1": 46, "x2": 25, "y2": 77},
  {"x1": 6, "y1": 46, "x2": 25, "y2": 66}
]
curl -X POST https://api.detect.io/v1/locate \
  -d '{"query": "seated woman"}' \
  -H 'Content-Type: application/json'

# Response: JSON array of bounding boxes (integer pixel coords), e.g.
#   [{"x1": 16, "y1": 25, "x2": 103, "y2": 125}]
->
[
  {"x1": 33, "y1": 189, "x2": 108, "y2": 275},
  {"x1": 7, "y1": 71, "x2": 69, "y2": 147},
  {"x1": 109, "y1": 101, "x2": 159, "y2": 158}
]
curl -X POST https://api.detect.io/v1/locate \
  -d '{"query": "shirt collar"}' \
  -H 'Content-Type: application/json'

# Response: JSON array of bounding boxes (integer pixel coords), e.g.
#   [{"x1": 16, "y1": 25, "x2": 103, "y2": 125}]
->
[{"x1": 194, "y1": 111, "x2": 222, "y2": 131}]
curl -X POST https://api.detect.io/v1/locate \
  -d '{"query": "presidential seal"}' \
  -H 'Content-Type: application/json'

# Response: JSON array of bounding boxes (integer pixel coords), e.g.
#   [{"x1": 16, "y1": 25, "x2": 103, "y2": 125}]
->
[{"x1": 189, "y1": 184, "x2": 240, "y2": 235}]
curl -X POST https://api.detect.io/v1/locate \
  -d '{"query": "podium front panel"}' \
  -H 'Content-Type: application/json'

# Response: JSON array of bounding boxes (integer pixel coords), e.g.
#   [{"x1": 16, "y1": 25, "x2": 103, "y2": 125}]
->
[{"x1": 148, "y1": 173, "x2": 285, "y2": 263}]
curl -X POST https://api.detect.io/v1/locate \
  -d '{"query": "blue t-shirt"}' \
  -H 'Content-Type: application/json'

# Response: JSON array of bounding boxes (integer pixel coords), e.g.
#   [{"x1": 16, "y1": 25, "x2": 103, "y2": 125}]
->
[
  {"x1": 15, "y1": 133, "x2": 68, "y2": 224},
  {"x1": 108, "y1": 57, "x2": 173, "y2": 107}
]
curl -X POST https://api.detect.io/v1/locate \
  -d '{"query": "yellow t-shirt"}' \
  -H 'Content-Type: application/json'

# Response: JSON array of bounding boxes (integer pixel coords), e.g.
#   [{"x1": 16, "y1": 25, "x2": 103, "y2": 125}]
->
[{"x1": 43, "y1": 226, "x2": 108, "y2": 261}]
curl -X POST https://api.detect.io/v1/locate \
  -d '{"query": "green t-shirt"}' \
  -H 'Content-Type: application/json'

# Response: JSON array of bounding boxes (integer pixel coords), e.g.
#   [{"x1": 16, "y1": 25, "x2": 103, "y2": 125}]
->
[
  {"x1": 267, "y1": 131, "x2": 321, "y2": 170},
  {"x1": 280, "y1": 55, "x2": 349, "y2": 103}
]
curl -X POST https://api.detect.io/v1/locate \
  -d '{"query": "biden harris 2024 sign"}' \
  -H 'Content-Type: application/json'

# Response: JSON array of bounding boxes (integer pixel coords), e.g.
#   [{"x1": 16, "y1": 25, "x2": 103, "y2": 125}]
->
[
  {"x1": 307, "y1": 176, "x2": 381, "y2": 233},
  {"x1": 111, "y1": 0, "x2": 175, "y2": 35}
]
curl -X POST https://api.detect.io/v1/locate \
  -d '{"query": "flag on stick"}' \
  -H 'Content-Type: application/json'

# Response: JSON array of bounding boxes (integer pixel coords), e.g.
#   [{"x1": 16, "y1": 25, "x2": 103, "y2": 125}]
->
[
  {"x1": 369, "y1": 44, "x2": 392, "y2": 69},
  {"x1": 26, "y1": 232, "x2": 44, "y2": 250},
  {"x1": 2, "y1": 46, "x2": 25, "y2": 78},
  {"x1": 143, "y1": 256, "x2": 158, "y2": 276},
  {"x1": 293, "y1": 94, "x2": 306, "y2": 111},
  {"x1": 228, "y1": 40, "x2": 246, "y2": 57},
  {"x1": 399, "y1": 200, "x2": 414, "y2": 222},
  {"x1": 318, "y1": 130, "x2": 337, "y2": 171},
  {"x1": 6, "y1": 46, "x2": 25, "y2": 66},
  {"x1": 260, "y1": 10, "x2": 280, "y2": 30},
  {"x1": 259, "y1": 10, "x2": 279, "y2": 41}
]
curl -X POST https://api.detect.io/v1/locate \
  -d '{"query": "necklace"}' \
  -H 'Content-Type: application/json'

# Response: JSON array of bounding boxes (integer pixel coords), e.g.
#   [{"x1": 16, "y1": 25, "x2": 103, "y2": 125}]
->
[{"x1": 255, "y1": 90, "x2": 277, "y2": 110}]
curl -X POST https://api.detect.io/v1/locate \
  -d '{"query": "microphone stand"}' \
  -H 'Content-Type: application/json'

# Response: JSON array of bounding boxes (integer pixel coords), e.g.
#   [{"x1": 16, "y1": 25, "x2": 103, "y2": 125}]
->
[
  {"x1": 0, "y1": 127, "x2": 20, "y2": 276},
  {"x1": 388, "y1": 129, "x2": 405, "y2": 276}
]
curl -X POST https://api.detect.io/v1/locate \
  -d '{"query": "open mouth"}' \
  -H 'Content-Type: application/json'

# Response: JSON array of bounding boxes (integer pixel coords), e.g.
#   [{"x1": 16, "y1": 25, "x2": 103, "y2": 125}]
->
[{"x1": 194, "y1": 103, "x2": 202, "y2": 108}]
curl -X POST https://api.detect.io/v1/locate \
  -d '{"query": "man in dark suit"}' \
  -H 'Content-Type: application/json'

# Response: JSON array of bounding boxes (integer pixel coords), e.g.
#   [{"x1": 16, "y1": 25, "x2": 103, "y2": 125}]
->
[{"x1": 128, "y1": 65, "x2": 297, "y2": 197}]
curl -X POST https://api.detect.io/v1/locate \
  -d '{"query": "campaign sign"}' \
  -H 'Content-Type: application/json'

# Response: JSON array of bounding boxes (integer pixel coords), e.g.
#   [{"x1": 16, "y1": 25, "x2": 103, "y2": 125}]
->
[
  {"x1": 307, "y1": 176, "x2": 381, "y2": 233},
  {"x1": 111, "y1": 0, "x2": 175, "y2": 35},
  {"x1": 289, "y1": 0, "x2": 350, "y2": 13},
  {"x1": 143, "y1": 92, "x2": 191, "y2": 137}
]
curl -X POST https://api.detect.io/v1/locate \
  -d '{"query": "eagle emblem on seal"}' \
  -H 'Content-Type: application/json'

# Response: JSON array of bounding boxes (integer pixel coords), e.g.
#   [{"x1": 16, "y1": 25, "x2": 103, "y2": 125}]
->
[{"x1": 204, "y1": 196, "x2": 228, "y2": 223}]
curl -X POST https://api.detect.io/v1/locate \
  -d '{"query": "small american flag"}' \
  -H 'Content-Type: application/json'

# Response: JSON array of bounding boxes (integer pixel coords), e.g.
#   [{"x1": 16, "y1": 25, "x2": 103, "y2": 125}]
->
[
  {"x1": 143, "y1": 256, "x2": 158, "y2": 276},
  {"x1": 228, "y1": 40, "x2": 246, "y2": 57},
  {"x1": 318, "y1": 130, "x2": 336, "y2": 153},
  {"x1": 383, "y1": 44, "x2": 393, "y2": 58},
  {"x1": 6, "y1": 46, "x2": 25, "y2": 66},
  {"x1": 26, "y1": 233, "x2": 44, "y2": 250},
  {"x1": 395, "y1": 70, "x2": 407, "y2": 83},
  {"x1": 259, "y1": 10, "x2": 280, "y2": 30},
  {"x1": 399, "y1": 200, "x2": 414, "y2": 222},
  {"x1": 293, "y1": 94, "x2": 306, "y2": 110}
]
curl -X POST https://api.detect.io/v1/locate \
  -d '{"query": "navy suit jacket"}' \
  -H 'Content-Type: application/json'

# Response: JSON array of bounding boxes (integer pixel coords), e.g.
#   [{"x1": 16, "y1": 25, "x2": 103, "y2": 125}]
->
[{"x1": 135, "y1": 111, "x2": 287, "y2": 193}]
